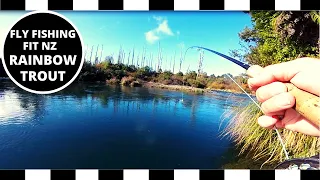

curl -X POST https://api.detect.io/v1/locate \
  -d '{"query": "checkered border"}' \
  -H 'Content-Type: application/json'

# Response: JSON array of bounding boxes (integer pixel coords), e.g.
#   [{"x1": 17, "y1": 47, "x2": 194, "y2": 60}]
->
[{"x1": 0, "y1": 0, "x2": 319, "y2": 11}]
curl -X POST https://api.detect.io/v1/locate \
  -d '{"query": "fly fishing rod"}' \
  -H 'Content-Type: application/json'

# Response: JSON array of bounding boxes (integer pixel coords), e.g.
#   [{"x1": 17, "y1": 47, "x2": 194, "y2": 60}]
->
[{"x1": 185, "y1": 46, "x2": 320, "y2": 170}]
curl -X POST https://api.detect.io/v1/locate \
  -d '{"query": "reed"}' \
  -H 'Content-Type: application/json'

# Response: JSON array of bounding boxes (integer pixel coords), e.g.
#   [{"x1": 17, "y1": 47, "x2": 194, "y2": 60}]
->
[{"x1": 221, "y1": 102, "x2": 320, "y2": 167}]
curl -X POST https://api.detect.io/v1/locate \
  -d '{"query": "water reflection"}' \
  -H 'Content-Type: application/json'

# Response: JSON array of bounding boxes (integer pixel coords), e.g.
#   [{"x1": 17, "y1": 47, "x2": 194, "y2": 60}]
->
[
  {"x1": 0, "y1": 81, "x2": 252, "y2": 169},
  {"x1": 0, "y1": 81, "x2": 250, "y2": 126},
  {"x1": 0, "y1": 83, "x2": 47, "y2": 125},
  {"x1": 0, "y1": 91, "x2": 34, "y2": 123}
]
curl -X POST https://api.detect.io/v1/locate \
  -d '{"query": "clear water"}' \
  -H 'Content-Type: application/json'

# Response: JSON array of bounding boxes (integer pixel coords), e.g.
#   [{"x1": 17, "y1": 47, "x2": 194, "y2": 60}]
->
[{"x1": 0, "y1": 81, "x2": 251, "y2": 169}]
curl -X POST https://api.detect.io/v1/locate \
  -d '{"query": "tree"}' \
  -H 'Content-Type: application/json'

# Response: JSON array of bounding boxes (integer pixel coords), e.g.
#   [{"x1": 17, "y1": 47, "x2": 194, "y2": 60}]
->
[
  {"x1": 232, "y1": 11, "x2": 319, "y2": 67},
  {"x1": 209, "y1": 74, "x2": 216, "y2": 79},
  {"x1": 105, "y1": 56, "x2": 114, "y2": 64},
  {"x1": 185, "y1": 71, "x2": 197, "y2": 80}
]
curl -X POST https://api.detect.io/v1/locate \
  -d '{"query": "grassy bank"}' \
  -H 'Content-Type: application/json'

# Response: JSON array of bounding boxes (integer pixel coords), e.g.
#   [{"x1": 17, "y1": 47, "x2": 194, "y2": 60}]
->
[
  {"x1": 76, "y1": 60, "x2": 251, "y2": 94},
  {"x1": 221, "y1": 103, "x2": 320, "y2": 168},
  {"x1": 143, "y1": 81, "x2": 206, "y2": 94}
]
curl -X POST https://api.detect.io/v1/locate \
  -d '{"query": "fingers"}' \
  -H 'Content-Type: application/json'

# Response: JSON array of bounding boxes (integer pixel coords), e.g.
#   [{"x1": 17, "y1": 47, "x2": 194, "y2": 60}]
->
[
  {"x1": 247, "y1": 65, "x2": 263, "y2": 78},
  {"x1": 257, "y1": 108, "x2": 299, "y2": 129},
  {"x1": 255, "y1": 82, "x2": 288, "y2": 102},
  {"x1": 257, "y1": 115, "x2": 278, "y2": 129},
  {"x1": 261, "y1": 92, "x2": 295, "y2": 115},
  {"x1": 281, "y1": 108, "x2": 320, "y2": 136},
  {"x1": 258, "y1": 108, "x2": 320, "y2": 136},
  {"x1": 291, "y1": 71, "x2": 320, "y2": 96},
  {"x1": 247, "y1": 65, "x2": 264, "y2": 91}
]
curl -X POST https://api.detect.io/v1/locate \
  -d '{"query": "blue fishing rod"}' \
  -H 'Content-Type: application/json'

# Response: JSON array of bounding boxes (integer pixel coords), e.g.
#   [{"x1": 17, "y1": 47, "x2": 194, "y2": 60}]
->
[
  {"x1": 184, "y1": 46, "x2": 320, "y2": 170},
  {"x1": 185, "y1": 46, "x2": 250, "y2": 70}
]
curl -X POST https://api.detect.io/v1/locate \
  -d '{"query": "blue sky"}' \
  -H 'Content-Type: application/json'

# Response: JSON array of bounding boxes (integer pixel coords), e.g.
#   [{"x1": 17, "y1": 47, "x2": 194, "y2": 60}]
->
[{"x1": 0, "y1": 11, "x2": 253, "y2": 76}]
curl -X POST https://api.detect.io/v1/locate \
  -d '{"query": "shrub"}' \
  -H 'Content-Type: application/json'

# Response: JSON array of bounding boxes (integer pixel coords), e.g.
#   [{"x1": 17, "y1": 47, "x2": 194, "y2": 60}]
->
[
  {"x1": 157, "y1": 71, "x2": 173, "y2": 82},
  {"x1": 121, "y1": 76, "x2": 135, "y2": 86},
  {"x1": 135, "y1": 66, "x2": 154, "y2": 80},
  {"x1": 162, "y1": 79, "x2": 173, "y2": 85},
  {"x1": 130, "y1": 81, "x2": 141, "y2": 87},
  {"x1": 185, "y1": 71, "x2": 197, "y2": 80},
  {"x1": 196, "y1": 77, "x2": 208, "y2": 87},
  {"x1": 127, "y1": 65, "x2": 137, "y2": 72},
  {"x1": 96, "y1": 61, "x2": 109, "y2": 70},
  {"x1": 176, "y1": 72, "x2": 183, "y2": 76},
  {"x1": 171, "y1": 75, "x2": 184, "y2": 85},
  {"x1": 113, "y1": 70, "x2": 126, "y2": 80},
  {"x1": 106, "y1": 77, "x2": 120, "y2": 84},
  {"x1": 78, "y1": 71, "x2": 96, "y2": 82},
  {"x1": 187, "y1": 79, "x2": 205, "y2": 88}
]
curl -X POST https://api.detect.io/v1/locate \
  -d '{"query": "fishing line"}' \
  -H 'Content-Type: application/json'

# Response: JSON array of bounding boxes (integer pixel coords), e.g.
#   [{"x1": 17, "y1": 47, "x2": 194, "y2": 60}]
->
[
  {"x1": 183, "y1": 46, "x2": 290, "y2": 160},
  {"x1": 225, "y1": 73, "x2": 289, "y2": 160}
]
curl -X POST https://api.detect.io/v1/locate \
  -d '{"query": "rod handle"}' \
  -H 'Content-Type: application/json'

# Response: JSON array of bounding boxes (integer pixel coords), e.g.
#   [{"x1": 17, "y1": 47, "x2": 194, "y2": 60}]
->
[{"x1": 284, "y1": 83, "x2": 320, "y2": 127}]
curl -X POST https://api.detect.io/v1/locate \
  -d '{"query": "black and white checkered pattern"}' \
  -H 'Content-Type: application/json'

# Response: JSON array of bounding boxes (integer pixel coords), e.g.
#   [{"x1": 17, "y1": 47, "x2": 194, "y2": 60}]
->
[
  {"x1": 0, "y1": 0, "x2": 318, "y2": 10},
  {"x1": 0, "y1": 0, "x2": 318, "y2": 179},
  {"x1": 0, "y1": 169, "x2": 319, "y2": 180}
]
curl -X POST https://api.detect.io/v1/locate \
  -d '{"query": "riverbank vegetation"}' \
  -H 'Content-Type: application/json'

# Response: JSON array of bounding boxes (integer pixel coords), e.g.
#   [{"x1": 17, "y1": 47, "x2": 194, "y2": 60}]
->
[
  {"x1": 222, "y1": 11, "x2": 320, "y2": 168},
  {"x1": 76, "y1": 57, "x2": 250, "y2": 94}
]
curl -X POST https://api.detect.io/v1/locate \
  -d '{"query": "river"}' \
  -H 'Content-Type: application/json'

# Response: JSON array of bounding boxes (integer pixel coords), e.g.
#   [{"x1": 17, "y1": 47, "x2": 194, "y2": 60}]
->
[{"x1": 0, "y1": 81, "x2": 251, "y2": 169}]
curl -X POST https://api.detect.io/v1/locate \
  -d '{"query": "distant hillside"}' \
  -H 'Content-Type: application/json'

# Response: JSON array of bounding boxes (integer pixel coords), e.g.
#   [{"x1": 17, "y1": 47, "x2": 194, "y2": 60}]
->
[{"x1": 0, "y1": 58, "x2": 8, "y2": 77}]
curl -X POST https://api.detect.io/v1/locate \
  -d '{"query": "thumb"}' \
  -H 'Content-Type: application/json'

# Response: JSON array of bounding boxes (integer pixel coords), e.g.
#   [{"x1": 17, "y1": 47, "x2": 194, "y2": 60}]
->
[{"x1": 246, "y1": 65, "x2": 263, "y2": 78}]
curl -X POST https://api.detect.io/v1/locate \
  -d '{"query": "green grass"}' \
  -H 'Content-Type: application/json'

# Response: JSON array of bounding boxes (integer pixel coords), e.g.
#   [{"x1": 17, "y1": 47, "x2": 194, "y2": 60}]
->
[{"x1": 220, "y1": 102, "x2": 320, "y2": 168}]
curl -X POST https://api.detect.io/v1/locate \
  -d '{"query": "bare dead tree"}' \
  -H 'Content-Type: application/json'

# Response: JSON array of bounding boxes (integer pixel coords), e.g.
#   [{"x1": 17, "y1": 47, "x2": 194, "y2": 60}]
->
[
  {"x1": 94, "y1": 44, "x2": 100, "y2": 64},
  {"x1": 179, "y1": 48, "x2": 183, "y2": 73},
  {"x1": 127, "y1": 50, "x2": 131, "y2": 65},
  {"x1": 173, "y1": 51, "x2": 176, "y2": 74},
  {"x1": 149, "y1": 53, "x2": 152, "y2": 67},
  {"x1": 110, "y1": 53, "x2": 114, "y2": 63},
  {"x1": 89, "y1": 45, "x2": 94, "y2": 64},
  {"x1": 123, "y1": 52, "x2": 126, "y2": 64},
  {"x1": 160, "y1": 48, "x2": 163, "y2": 71},
  {"x1": 131, "y1": 47, "x2": 135, "y2": 65},
  {"x1": 157, "y1": 41, "x2": 163, "y2": 72},
  {"x1": 84, "y1": 44, "x2": 88, "y2": 60},
  {"x1": 142, "y1": 47, "x2": 146, "y2": 67},
  {"x1": 136, "y1": 52, "x2": 140, "y2": 67},
  {"x1": 100, "y1": 45, "x2": 103, "y2": 63},
  {"x1": 141, "y1": 47, "x2": 143, "y2": 67},
  {"x1": 150, "y1": 53, "x2": 153, "y2": 69},
  {"x1": 169, "y1": 56, "x2": 172, "y2": 72},
  {"x1": 118, "y1": 46, "x2": 122, "y2": 64},
  {"x1": 157, "y1": 42, "x2": 161, "y2": 72},
  {"x1": 120, "y1": 47, "x2": 125, "y2": 64},
  {"x1": 197, "y1": 49, "x2": 204, "y2": 77},
  {"x1": 144, "y1": 47, "x2": 147, "y2": 67},
  {"x1": 165, "y1": 56, "x2": 168, "y2": 71}
]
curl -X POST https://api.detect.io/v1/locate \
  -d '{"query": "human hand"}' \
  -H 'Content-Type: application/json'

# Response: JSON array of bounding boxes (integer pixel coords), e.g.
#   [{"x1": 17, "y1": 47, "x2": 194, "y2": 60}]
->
[{"x1": 247, "y1": 57, "x2": 320, "y2": 137}]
